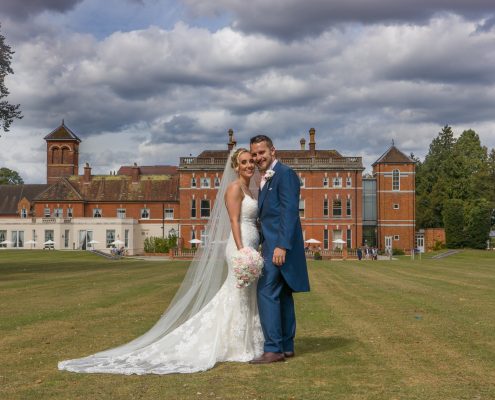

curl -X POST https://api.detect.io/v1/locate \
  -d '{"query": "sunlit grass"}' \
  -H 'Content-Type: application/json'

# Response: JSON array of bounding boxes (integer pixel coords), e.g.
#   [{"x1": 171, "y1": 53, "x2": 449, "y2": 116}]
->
[{"x1": 1, "y1": 249, "x2": 494, "y2": 399}]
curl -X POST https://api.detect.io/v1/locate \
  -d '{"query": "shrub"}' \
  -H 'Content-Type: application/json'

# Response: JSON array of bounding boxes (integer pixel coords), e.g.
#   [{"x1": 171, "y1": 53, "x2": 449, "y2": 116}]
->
[
  {"x1": 392, "y1": 248, "x2": 405, "y2": 256},
  {"x1": 144, "y1": 235, "x2": 178, "y2": 253}
]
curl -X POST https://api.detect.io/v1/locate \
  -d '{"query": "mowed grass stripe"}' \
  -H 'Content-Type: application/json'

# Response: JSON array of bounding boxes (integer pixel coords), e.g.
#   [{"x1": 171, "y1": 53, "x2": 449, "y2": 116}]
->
[
  {"x1": 309, "y1": 259, "x2": 495, "y2": 398},
  {"x1": 0, "y1": 250, "x2": 494, "y2": 400}
]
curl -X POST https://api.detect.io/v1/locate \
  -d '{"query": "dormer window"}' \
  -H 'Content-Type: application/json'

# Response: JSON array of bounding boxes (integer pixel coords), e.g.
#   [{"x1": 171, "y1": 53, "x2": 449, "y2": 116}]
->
[{"x1": 20, "y1": 207, "x2": 27, "y2": 218}]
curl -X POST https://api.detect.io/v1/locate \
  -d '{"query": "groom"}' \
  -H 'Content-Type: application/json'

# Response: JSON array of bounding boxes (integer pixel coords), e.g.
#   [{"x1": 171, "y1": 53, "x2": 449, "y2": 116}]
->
[{"x1": 250, "y1": 135, "x2": 310, "y2": 364}]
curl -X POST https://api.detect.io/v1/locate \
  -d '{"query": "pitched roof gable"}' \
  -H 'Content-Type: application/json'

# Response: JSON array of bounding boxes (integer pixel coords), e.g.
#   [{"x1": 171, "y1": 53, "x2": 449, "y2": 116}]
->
[
  {"x1": 0, "y1": 184, "x2": 49, "y2": 214},
  {"x1": 35, "y1": 178, "x2": 83, "y2": 202},
  {"x1": 44, "y1": 121, "x2": 81, "y2": 142},
  {"x1": 373, "y1": 145, "x2": 415, "y2": 166}
]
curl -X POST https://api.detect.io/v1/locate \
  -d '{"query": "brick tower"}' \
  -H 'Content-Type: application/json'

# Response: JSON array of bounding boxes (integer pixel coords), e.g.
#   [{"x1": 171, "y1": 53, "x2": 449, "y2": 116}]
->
[
  {"x1": 373, "y1": 143, "x2": 416, "y2": 253},
  {"x1": 44, "y1": 120, "x2": 81, "y2": 184}
]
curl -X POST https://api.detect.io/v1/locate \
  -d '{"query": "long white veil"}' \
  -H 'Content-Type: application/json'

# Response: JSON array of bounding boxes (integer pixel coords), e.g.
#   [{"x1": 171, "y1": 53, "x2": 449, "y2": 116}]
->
[{"x1": 59, "y1": 148, "x2": 257, "y2": 369}]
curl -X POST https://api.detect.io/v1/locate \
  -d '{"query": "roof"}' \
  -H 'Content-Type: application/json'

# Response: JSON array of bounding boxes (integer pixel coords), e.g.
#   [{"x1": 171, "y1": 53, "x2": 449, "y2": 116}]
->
[
  {"x1": 35, "y1": 175, "x2": 179, "y2": 202},
  {"x1": 0, "y1": 184, "x2": 49, "y2": 214},
  {"x1": 197, "y1": 149, "x2": 343, "y2": 158},
  {"x1": 43, "y1": 121, "x2": 82, "y2": 142},
  {"x1": 372, "y1": 145, "x2": 415, "y2": 166},
  {"x1": 117, "y1": 165, "x2": 178, "y2": 176}
]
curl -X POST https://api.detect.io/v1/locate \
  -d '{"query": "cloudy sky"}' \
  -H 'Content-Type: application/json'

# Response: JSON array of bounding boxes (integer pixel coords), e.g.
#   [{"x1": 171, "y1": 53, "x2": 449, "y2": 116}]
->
[{"x1": 1, "y1": 0, "x2": 495, "y2": 183}]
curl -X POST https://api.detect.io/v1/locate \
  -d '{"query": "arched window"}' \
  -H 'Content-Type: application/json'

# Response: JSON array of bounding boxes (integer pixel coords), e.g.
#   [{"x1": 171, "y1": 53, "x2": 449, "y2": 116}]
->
[
  {"x1": 392, "y1": 169, "x2": 400, "y2": 191},
  {"x1": 61, "y1": 146, "x2": 70, "y2": 164},
  {"x1": 51, "y1": 147, "x2": 61, "y2": 164}
]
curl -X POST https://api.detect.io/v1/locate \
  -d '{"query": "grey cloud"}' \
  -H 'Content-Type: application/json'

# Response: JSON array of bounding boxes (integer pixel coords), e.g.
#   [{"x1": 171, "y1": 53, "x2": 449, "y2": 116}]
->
[
  {"x1": 0, "y1": 0, "x2": 83, "y2": 20},
  {"x1": 184, "y1": 0, "x2": 495, "y2": 40}
]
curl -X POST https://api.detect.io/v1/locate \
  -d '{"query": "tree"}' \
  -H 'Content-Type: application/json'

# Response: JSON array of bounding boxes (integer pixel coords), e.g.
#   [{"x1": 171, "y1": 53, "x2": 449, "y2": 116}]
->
[
  {"x1": 0, "y1": 23, "x2": 22, "y2": 133},
  {"x1": 0, "y1": 167, "x2": 23, "y2": 184},
  {"x1": 443, "y1": 199, "x2": 465, "y2": 248},
  {"x1": 464, "y1": 199, "x2": 492, "y2": 249}
]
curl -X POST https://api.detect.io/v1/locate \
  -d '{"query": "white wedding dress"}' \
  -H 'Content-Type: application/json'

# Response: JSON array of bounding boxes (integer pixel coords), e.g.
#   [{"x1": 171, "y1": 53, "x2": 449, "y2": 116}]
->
[{"x1": 58, "y1": 194, "x2": 264, "y2": 375}]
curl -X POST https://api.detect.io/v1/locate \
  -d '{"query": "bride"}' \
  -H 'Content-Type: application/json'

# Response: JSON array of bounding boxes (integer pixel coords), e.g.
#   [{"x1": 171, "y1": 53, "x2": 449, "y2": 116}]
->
[{"x1": 58, "y1": 148, "x2": 264, "y2": 374}]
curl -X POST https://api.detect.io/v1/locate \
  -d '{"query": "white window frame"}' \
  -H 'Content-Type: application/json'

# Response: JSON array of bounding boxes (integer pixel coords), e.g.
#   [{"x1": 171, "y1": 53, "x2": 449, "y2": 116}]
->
[
  {"x1": 393, "y1": 204, "x2": 400, "y2": 209},
  {"x1": 67, "y1": 207, "x2": 73, "y2": 218},
  {"x1": 20, "y1": 207, "x2": 27, "y2": 218},
  {"x1": 93, "y1": 208, "x2": 102, "y2": 218},
  {"x1": 44, "y1": 208, "x2": 51, "y2": 217},
  {"x1": 201, "y1": 177, "x2": 210, "y2": 188},
  {"x1": 214, "y1": 177, "x2": 220, "y2": 188},
  {"x1": 117, "y1": 208, "x2": 126, "y2": 219},
  {"x1": 165, "y1": 208, "x2": 174, "y2": 219},
  {"x1": 191, "y1": 177, "x2": 197, "y2": 188},
  {"x1": 392, "y1": 169, "x2": 400, "y2": 191},
  {"x1": 54, "y1": 208, "x2": 63, "y2": 218},
  {"x1": 200, "y1": 199, "x2": 211, "y2": 218},
  {"x1": 140, "y1": 208, "x2": 150, "y2": 219},
  {"x1": 299, "y1": 198, "x2": 305, "y2": 218},
  {"x1": 346, "y1": 176, "x2": 352, "y2": 187},
  {"x1": 333, "y1": 177, "x2": 342, "y2": 188},
  {"x1": 323, "y1": 177, "x2": 329, "y2": 187},
  {"x1": 394, "y1": 235, "x2": 400, "y2": 241}
]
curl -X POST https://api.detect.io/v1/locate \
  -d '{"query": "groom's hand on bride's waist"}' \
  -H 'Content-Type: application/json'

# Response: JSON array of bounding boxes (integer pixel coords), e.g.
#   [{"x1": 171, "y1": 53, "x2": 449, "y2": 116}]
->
[{"x1": 273, "y1": 247, "x2": 286, "y2": 266}]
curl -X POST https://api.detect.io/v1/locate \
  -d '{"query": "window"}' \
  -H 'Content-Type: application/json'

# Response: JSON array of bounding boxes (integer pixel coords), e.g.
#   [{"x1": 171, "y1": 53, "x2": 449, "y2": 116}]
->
[
  {"x1": 346, "y1": 229, "x2": 352, "y2": 249},
  {"x1": 54, "y1": 208, "x2": 63, "y2": 218},
  {"x1": 323, "y1": 177, "x2": 329, "y2": 187},
  {"x1": 201, "y1": 177, "x2": 210, "y2": 188},
  {"x1": 299, "y1": 198, "x2": 305, "y2": 218},
  {"x1": 44, "y1": 208, "x2": 51, "y2": 217},
  {"x1": 392, "y1": 169, "x2": 400, "y2": 191},
  {"x1": 200, "y1": 199, "x2": 210, "y2": 218},
  {"x1": 0, "y1": 230, "x2": 6, "y2": 247},
  {"x1": 12, "y1": 230, "x2": 24, "y2": 247},
  {"x1": 165, "y1": 208, "x2": 174, "y2": 219},
  {"x1": 106, "y1": 230, "x2": 116, "y2": 248},
  {"x1": 393, "y1": 204, "x2": 399, "y2": 209},
  {"x1": 346, "y1": 177, "x2": 352, "y2": 187},
  {"x1": 191, "y1": 199, "x2": 197, "y2": 218},
  {"x1": 21, "y1": 207, "x2": 27, "y2": 218},
  {"x1": 117, "y1": 208, "x2": 126, "y2": 218},
  {"x1": 64, "y1": 229, "x2": 69, "y2": 248},
  {"x1": 333, "y1": 199, "x2": 342, "y2": 217},
  {"x1": 324, "y1": 229, "x2": 329, "y2": 250},
  {"x1": 93, "y1": 208, "x2": 102, "y2": 218},
  {"x1": 333, "y1": 177, "x2": 342, "y2": 188},
  {"x1": 191, "y1": 230, "x2": 197, "y2": 248},
  {"x1": 124, "y1": 229, "x2": 129, "y2": 248},
  {"x1": 44, "y1": 230, "x2": 54, "y2": 242},
  {"x1": 140, "y1": 208, "x2": 150, "y2": 219},
  {"x1": 394, "y1": 235, "x2": 400, "y2": 241},
  {"x1": 346, "y1": 198, "x2": 352, "y2": 216},
  {"x1": 67, "y1": 208, "x2": 73, "y2": 218},
  {"x1": 323, "y1": 198, "x2": 329, "y2": 216},
  {"x1": 191, "y1": 177, "x2": 197, "y2": 188},
  {"x1": 299, "y1": 177, "x2": 305, "y2": 187},
  {"x1": 201, "y1": 229, "x2": 207, "y2": 246},
  {"x1": 214, "y1": 177, "x2": 220, "y2": 188}
]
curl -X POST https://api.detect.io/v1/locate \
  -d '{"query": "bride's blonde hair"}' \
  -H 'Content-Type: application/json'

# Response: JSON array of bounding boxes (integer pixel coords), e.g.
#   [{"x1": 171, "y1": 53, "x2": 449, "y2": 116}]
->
[{"x1": 230, "y1": 148, "x2": 250, "y2": 170}]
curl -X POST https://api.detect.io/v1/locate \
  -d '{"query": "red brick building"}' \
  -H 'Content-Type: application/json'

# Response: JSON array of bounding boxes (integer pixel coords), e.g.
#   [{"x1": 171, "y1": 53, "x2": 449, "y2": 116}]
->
[{"x1": 0, "y1": 122, "x2": 417, "y2": 254}]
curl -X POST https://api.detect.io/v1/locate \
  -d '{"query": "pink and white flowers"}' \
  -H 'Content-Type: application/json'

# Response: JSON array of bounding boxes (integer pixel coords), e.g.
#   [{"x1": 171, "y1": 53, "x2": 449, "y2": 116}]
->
[{"x1": 231, "y1": 247, "x2": 264, "y2": 289}]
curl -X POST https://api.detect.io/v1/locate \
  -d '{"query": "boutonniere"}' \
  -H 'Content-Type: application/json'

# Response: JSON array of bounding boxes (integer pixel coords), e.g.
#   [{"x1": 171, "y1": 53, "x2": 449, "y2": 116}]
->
[{"x1": 264, "y1": 169, "x2": 275, "y2": 181}]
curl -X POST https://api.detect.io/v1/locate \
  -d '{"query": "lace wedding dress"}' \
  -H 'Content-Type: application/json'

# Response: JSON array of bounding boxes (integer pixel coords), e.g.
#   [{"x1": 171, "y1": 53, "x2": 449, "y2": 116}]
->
[{"x1": 58, "y1": 194, "x2": 264, "y2": 375}]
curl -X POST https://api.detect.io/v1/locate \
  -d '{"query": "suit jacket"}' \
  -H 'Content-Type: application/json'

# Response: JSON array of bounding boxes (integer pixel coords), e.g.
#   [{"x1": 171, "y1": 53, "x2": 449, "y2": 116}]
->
[{"x1": 258, "y1": 161, "x2": 310, "y2": 292}]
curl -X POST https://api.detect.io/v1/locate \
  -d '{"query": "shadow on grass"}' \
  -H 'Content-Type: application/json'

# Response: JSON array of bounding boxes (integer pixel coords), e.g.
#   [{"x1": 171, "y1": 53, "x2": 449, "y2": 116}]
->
[{"x1": 297, "y1": 336, "x2": 354, "y2": 355}]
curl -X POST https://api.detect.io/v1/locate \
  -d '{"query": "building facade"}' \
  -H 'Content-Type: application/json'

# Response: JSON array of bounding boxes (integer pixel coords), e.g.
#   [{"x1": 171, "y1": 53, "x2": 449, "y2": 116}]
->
[{"x1": 0, "y1": 123, "x2": 417, "y2": 254}]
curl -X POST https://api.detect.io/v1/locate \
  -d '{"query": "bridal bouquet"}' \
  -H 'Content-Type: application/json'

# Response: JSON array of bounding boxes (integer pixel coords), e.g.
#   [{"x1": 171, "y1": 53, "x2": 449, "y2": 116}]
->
[{"x1": 231, "y1": 247, "x2": 264, "y2": 289}]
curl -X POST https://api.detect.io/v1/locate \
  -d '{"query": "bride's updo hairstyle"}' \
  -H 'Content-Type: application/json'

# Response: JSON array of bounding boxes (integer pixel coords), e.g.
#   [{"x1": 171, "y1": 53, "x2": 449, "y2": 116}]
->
[{"x1": 231, "y1": 148, "x2": 250, "y2": 170}]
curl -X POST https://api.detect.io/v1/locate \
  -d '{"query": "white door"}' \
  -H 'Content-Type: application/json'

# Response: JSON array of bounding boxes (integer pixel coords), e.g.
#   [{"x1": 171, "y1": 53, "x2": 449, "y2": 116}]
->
[
  {"x1": 416, "y1": 234, "x2": 424, "y2": 253},
  {"x1": 385, "y1": 236, "x2": 392, "y2": 254}
]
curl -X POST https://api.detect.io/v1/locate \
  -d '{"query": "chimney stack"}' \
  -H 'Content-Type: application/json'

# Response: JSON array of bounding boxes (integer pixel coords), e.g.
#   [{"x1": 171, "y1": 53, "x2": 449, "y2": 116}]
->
[
  {"x1": 131, "y1": 162, "x2": 140, "y2": 183},
  {"x1": 227, "y1": 129, "x2": 237, "y2": 151},
  {"x1": 309, "y1": 128, "x2": 316, "y2": 153},
  {"x1": 83, "y1": 162, "x2": 91, "y2": 183},
  {"x1": 300, "y1": 138, "x2": 306, "y2": 150}
]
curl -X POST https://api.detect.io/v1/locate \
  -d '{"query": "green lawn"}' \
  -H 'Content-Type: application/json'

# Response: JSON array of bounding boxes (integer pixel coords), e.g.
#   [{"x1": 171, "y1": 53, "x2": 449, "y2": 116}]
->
[{"x1": 0, "y1": 250, "x2": 494, "y2": 400}]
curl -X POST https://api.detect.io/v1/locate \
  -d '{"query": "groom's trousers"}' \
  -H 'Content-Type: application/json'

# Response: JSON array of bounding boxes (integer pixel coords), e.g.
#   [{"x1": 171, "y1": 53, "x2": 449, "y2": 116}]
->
[{"x1": 257, "y1": 263, "x2": 296, "y2": 353}]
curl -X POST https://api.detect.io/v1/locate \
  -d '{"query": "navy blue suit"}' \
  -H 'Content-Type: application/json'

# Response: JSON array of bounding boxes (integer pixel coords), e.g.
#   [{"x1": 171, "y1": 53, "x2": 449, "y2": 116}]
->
[{"x1": 257, "y1": 161, "x2": 310, "y2": 353}]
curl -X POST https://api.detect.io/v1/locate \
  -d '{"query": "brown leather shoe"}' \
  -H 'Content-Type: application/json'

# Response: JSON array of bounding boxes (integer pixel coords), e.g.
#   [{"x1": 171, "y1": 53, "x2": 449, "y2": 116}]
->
[
  {"x1": 284, "y1": 351, "x2": 295, "y2": 358},
  {"x1": 249, "y1": 352, "x2": 285, "y2": 364}
]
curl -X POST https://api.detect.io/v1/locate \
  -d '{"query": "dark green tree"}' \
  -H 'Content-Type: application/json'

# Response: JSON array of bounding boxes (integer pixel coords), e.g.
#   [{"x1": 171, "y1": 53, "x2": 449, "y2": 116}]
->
[
  {"x1": 0, "y1": 167, "x2": 23, "y2": 184},
  {"x1": 443, "y1": 199, "x2": 465, "y2": 248},
  {"x1": 0, "y1": 24, "x2": 22, "y2": 133},
  {"x1": 416, "y1": 125, "x2": 456, "y2": 228},
  {"x1": 464, "y1": 199, "x2": 492, "y2": 249}
]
